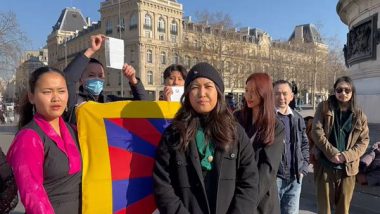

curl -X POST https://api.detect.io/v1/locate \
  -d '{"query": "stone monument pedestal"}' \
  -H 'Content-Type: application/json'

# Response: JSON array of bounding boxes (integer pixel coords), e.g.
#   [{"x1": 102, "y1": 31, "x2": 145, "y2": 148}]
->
[{"x1": 338, "y1": 0, "x2": 380, "y2": 123}]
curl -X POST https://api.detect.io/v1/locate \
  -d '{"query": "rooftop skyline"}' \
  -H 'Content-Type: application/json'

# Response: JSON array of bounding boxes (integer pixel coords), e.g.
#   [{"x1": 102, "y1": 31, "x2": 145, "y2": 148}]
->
[{"x1": 1, "y1": 0, "x2": 347, "y2": 50}]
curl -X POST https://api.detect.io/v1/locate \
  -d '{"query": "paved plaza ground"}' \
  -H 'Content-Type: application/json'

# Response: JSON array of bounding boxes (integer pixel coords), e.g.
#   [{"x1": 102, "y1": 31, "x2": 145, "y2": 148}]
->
[{"x1": 1, "y1": 106, "x2": 379, "y2": 213}]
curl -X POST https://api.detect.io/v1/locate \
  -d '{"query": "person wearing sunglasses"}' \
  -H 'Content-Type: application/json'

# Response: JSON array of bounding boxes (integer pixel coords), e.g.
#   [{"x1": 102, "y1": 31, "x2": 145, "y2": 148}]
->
[{"x1": 311, "y1": 76, "x2": 369, "y2": 214}]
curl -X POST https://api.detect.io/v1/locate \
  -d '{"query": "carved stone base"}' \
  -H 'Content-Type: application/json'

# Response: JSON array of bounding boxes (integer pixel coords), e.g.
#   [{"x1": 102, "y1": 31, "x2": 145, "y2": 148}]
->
[
  {"x1": 338, "y1": 0, "x2": 380, "y2": 123},
  {"x1": 356, "y1": 94, "x2": 380, "y2": 123}
]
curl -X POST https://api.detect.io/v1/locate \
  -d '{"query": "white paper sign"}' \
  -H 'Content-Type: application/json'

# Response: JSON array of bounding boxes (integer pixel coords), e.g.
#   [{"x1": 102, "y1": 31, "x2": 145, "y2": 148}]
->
[
  {"x1": 170, "y1": 86, "x2": 184, "y2": 102},
  {"x1": 105, "y1": 37, "x2": 124, "y2": 69}
]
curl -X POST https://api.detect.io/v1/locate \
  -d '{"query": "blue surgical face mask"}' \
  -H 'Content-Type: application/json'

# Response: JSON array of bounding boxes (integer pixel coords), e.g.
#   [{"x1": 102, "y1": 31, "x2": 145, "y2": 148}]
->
[{"x1": 84, "y1": 79, "x2": 104, "y2": 96}]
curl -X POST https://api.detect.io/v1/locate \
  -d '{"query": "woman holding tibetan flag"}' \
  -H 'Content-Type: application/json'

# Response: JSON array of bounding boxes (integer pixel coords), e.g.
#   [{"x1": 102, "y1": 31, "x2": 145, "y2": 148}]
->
[{"x1": 153, "y1": 62, "x2": 259, "y2": 214}]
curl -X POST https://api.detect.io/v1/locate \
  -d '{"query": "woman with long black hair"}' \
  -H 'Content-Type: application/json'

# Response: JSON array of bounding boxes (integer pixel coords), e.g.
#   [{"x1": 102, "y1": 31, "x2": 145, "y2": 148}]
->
[
  {"x1": 153, "y1": 62, "x2": 259, "y2": 214},
  {"x1": 312, "y1": 76, "x2": 369, "y2": 214}
]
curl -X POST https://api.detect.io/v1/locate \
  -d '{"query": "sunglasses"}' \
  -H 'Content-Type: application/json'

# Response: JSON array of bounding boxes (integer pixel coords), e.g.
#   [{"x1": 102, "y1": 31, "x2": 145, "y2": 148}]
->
[{"x1": 335, "y1": 87, "x2": 352, "y2": 94}]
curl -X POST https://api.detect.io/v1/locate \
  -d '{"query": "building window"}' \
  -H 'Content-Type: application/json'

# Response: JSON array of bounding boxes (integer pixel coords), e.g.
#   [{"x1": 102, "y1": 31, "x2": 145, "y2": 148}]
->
[
  {"x1": 174, "y1": 53, "x2": 179, "y2": 64},
  {"x1": 130, "y1": 49, "x2": 135, "y2": 63},
  {"x1": 185, "y1": 55, "x2": 191, "y2": 68},
  {"x1": 161, "y1": 51, "x2": 166, "y2": 64},
  {"x1": 106, "y1": 72, "x2": 111, "y2": 86},
  {"x1": 171, "y1": 35, "x2": 177, "y2": 43},
  {"x1": 159, "y1": 34, "x2": 165, "y2": 41},
  {"x1": 161, "y1": 73, "x2": 165, "y2": 85},
  {"x1": 147, "y1": 49, "x2": 153, "y2": 63},
  {"x1": 144, "y1": 14, "x2": 152, "y2": 29},
  {"x1": 238, "y1": 78, "x2": 244, "y2": 88},
  {"x1": 130, "y1": 13, "x2": 137, "y2": 30},
  {"x1": 145, "y1": 30, "x2": 152, "y2": 38},
  {"x1": 118, "y1": 17, "x2": 125, "y2": 32},
  {"x1": 170, "y1": 21, "x2": 178, "y2": 35},
  {"x1": 193, "y1": 57, "x2": 199, "y2": 64},
  {"x1": 147, "y1": 71, "x2": 153, "y2": 85},
  {"x1": 158, "y1": 17, "x2": 165, "y2": 32},
  {"x1": 106, "y1": 19, "x2": 113, "y2": 35}
]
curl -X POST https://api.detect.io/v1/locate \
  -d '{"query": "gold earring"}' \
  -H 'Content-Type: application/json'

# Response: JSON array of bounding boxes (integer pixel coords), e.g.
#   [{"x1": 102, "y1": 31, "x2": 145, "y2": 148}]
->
[{"x1": 65, "y1": 106, "x2": 68, "y2": 112}]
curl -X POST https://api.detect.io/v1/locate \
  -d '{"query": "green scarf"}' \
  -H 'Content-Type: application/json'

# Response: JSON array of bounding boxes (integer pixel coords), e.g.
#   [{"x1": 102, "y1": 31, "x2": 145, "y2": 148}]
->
[{"x1": 195, "y1": 128, "x2": 215, "y2": 171}]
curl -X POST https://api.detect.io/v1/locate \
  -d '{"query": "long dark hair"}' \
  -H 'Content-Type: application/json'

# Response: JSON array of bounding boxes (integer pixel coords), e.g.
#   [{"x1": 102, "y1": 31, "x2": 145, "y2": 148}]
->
[
  {"x1": 163, "y1": 64, "x2": 187, "y2": 82},
  {"x1": 18, "y1": 66, "x2": 65, "y2": 130},
  {"x1": 329, "y1": 76, "x2": 356, "y2": 111},
  {"x1": 171, "y1": 81, "x2": 236, "y2": 152},
  {"x1": 239, "y1": 73, "x2": 275, "y2": 146}
]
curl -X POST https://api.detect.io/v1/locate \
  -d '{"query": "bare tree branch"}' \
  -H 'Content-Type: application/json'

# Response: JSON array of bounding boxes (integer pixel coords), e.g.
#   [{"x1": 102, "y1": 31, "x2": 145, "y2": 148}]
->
[
  {"x1": 194, "y1": 10, "x2": 239, "y2": 29},
  {"x1": 0, "y1": 11, "x2": 28, "y2": 81}
]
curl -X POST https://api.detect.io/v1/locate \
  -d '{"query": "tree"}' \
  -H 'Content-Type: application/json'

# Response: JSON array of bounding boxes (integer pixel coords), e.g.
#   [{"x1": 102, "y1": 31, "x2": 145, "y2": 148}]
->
[
  {"x1": 194, "y1": 10, "x2": 238, "y2": 29},
  {"x1": 0, "y1": 11, "x2": 27, "y2": 81}
]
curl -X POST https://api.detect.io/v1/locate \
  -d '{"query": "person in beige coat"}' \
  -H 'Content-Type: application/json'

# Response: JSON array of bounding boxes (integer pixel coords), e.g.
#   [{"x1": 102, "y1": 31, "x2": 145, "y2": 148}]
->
[{"x1": 311, "y1": 76, "x2": 369, "y2": 214}]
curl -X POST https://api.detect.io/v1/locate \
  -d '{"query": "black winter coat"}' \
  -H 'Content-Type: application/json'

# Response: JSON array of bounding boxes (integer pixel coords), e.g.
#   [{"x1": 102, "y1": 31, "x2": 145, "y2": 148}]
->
[
  {"x1": 277, "y1": 110, "x2": 310, "y2": 182},
  {"x1": 234, "y1": 110, "x2": 285, "y2": 214},
  {"x1": 153, "y1": 124, "x2": 259, "y2": 214}
]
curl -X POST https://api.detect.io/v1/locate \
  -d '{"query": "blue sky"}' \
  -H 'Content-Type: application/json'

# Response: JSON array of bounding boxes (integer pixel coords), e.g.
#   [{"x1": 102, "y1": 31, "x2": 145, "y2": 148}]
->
[{"x1": 1, "y1": 0, "x2": 347, "y2": 50}]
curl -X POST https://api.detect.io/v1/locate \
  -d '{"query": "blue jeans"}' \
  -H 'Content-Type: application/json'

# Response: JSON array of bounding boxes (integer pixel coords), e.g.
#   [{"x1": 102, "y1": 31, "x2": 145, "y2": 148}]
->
[{"x1": 276, "y1": 176, "x2": 303, "y2": 214}]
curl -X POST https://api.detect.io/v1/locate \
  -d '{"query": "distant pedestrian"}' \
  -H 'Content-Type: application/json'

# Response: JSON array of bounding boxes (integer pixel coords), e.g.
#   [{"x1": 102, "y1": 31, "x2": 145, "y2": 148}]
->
[
  {"x1": 289, "y1": 81, "x2": 298, "y2": 110},
  {"x1": 225, "y1": 93, "x2": 237, "y2": 112},
  {"x1": 7, "y1": 67, "x2": 82, "y2": 214},
  {"x1": 234, "y1": 72, "x2": 285, "y2": 214},
  {"x1": 273, "y1": 80, "x2": 309, "y2": 214},
  {"x1": 153, "y1": 62, "x2": 259, "y2": 214},
  {"x1": 0, "y1": 110, "x2": 4, "y2": 124},
  {"x1": 312, "y1": 76, "x2": 369, "y2": 214}
]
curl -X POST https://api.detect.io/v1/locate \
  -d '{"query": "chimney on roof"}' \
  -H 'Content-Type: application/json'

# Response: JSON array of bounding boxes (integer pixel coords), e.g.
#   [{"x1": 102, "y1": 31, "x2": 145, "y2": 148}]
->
[
  {"x1": 86, "y1": 17, "x2": 91, "y2": 26},
  {"x1": 294, "y1": 26, "x2": 304, "y2": 43}
]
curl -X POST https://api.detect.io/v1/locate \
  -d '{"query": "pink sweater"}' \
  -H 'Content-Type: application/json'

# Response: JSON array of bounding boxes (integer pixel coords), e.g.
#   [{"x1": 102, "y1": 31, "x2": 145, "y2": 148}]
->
[{"x1": 7, "y1": 114, "x2": 81, "y2": 214}]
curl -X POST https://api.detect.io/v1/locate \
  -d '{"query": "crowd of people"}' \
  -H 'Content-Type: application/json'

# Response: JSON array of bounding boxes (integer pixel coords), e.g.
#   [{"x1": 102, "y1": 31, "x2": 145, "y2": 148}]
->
[{"x1": 0, "y1": 34, "x2": 375, "y2": 214}]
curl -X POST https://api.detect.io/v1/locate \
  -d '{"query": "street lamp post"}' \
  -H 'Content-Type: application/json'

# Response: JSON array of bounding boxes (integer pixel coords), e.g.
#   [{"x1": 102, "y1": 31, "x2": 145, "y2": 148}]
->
[{"x1": 118, "y1": 0, "x2": 124, "y2": 97}]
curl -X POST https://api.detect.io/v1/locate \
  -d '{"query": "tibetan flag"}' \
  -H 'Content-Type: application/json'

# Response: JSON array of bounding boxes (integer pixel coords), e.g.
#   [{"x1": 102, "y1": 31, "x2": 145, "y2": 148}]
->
[{"x1": 76, "y1": 101, "x2": 181, "y2": 214}]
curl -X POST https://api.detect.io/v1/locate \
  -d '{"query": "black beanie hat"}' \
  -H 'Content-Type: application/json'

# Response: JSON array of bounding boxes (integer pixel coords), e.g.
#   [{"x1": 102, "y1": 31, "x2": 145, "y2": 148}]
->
[{"x1": 185, "y1": 62, "x2": 224, "y2": 92}]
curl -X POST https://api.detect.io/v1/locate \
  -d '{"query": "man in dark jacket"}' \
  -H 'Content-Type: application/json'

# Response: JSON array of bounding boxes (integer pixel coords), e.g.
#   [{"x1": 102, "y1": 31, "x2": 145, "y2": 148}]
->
[
  {"x1": 274, "y1": 80, "x2": 310, "y2": 214},
  {"x1": 64, "y1": 34, "x2": 148, "y2": 123}
]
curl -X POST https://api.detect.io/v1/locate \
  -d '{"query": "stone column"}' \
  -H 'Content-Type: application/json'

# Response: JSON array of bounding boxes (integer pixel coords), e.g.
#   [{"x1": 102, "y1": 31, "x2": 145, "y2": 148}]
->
[{"x1": 338, "y1": 0, "x2": 380, "y2": 123}]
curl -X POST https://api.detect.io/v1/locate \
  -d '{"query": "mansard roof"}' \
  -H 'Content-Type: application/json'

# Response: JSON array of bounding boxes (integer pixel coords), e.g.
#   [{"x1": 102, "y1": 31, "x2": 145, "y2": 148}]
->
[
  {"x1": 289, "y1": 24, "x2": 324, "y2": 44},
  {"x1": 52, "y1": 7, "x2": 87, "y2": 32}
]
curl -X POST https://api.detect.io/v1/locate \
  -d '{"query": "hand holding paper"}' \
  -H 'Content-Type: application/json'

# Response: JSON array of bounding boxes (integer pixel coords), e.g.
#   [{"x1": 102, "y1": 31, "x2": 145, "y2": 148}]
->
[
  {"x1": 122, "y1": 63, "x2": 138, "y2": 85},
  {"x1": 105, "y1": 37, "x2": 124, "y2": 69},
  {"x1": 170, "y1": 86, "x2": 184, "y2": 102}
]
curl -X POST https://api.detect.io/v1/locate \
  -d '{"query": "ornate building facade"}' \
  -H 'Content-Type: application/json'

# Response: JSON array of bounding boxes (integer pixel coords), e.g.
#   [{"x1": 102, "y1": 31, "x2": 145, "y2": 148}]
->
[
  {"x1": 47, "y1": 0, "x2": 340, "y2": 102},
  {"x1": 14, "y1": 49, "x2": 48, "y2": 99}
]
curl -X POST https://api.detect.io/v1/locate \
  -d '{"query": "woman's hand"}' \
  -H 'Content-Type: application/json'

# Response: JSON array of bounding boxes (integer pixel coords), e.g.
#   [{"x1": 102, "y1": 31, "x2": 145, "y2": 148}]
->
[
  {"x1": 163, "y1": 86, "x2": 173, "y2": 101},
  {"x1": 84, "y1": 34, "x2": 106, "y2": 58},
  {"x1": 122, "y1": 63, "x2": 138, "y2": 85}
]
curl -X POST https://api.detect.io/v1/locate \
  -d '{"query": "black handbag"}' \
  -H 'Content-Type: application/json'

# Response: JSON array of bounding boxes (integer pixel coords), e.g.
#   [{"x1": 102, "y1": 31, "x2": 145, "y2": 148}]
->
[{"x1": 0, "y1": 147, "x2": 18, "y2": 214}]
